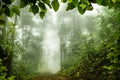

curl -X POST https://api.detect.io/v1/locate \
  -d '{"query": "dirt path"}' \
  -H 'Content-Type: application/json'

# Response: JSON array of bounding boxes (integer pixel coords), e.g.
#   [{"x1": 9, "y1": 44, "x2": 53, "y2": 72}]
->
[{"x1": 31, "y1": 75, "x2": 70, "y2": 80}]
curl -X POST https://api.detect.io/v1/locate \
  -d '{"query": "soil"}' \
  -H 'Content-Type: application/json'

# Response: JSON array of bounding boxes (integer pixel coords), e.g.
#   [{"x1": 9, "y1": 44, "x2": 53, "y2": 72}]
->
[{"x1": 31, "y1": 75, "x2": 70, "y2": 80}]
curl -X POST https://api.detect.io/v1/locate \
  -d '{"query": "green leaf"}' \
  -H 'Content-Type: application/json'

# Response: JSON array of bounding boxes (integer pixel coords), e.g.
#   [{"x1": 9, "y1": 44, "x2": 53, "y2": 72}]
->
[
  {"x1": 102, "y1": 66, "x2": 108, "y2": 69},
  {"x1": 107, "y1": 65, "x2": 114, "y2": 70},
  {"x1": 77, "y1": 3, "x2": 86, "y2": 14},
  {"x1": 109, "y1": 47, "x2": 116, "y2": 52},
  {"x1": 102, "y1": 65, "x2": 114, "y2": 70},
  {"x1": 80, "y1": 3, "x2": 86, "y2": 9},
  {"x1": 39, "y1": 11, "x2": 46, "y2": 19},
  {"x1": 66, "y1": 3, "x2": 75, "y2": 11},
  {"x1": 2, "y1": 5, "x2": 13, "y2": 17},
  {"x1": 51, "y1": 0, "x2": 60, "y2": 12},
  {"x1": 112, "y1": 0, "x2": 116, "y2": 3},
  {"x1": 2, "y1": 0, "x2": 12, "y2": 4},
  {"x1": 68, "y1": 0, "x2": 72, "y2": 3},
  {"x1": 20, "y1": 0, "x2": 28, "y2": 8},
  {"x1": 107, "y1": 52, "x2": 114, "y2": 59},
  {"x1": 106, "y1": 42, "x2": 113, "y2": 48},
  {"x1": 12, "y1": 5, "x2": 20, "y2": 16},
  {"x1": 38, "y1": 2, "x2": 46, "y2": 11},
  {"x1": 96, "y1": 0, "x2": 102, "y2": 5},
  {"x1": 42, "y1": 0, "x2": 51, "y2": 8},
  {"x1": 72, "y1": 0, "x2": 78, "y2": 6},
  {"x1": 31, "y1": 4, "x2": 39, "y2": 15},
  {"x1": 7, "y1": 76, "x2": 15, "y2": 80},
  {"x1": 61, "y1": 0, "x2": 67, "y2": 3},
  {"x1": 87, "y1": 4, "x2": 93, "y2": 10},
  {"x1": 85, "y1": 0, "x2": 90, "y2": 5},
  {"x1": 78, "y1": 5, "x2": 86, "y2": 14}
]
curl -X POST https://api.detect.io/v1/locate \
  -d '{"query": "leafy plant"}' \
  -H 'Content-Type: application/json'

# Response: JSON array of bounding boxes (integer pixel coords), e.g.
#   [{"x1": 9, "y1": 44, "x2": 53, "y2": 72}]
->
[{"x1": 0, "y1": 58, "x2": 15, "y2": 80}]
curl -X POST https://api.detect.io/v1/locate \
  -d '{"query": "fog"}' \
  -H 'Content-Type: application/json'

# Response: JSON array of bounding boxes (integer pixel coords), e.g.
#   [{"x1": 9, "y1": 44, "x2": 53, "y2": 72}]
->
[{"x1": 12, "y1": 3, "x2": 103, "y2": 74}]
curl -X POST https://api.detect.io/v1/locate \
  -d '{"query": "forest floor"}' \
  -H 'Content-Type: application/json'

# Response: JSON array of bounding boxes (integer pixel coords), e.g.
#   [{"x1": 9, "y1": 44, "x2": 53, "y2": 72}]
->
[{"x1": 31, "y1": 74, "x2": 70, "y2": 80}]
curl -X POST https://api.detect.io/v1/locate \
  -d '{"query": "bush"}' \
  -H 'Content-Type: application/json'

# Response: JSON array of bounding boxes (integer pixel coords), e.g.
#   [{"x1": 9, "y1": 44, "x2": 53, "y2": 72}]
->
[{"x1": 0, "y1": 58, "x2": 15, "y2": 80}]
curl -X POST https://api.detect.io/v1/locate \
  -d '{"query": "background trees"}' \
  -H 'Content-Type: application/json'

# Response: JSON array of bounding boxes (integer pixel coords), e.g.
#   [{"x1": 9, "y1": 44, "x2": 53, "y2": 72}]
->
[
  {"x1": 0, "y1": 0, "x2": 120, "y2": 80},
  {"x1": 59, "y1": 7, "x2": 120, "y2": 80}
]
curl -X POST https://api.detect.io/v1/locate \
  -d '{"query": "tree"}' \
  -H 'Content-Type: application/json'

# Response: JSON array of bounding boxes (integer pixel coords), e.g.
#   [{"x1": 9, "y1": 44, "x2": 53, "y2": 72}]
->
[
  {"x1": 11, "y1": 6, "x2": 44, "y2": 79},
  {"x1": 0, "y1": 0, "x2": 120, "y2": 79},
  {"x1": 59, "y1": 7, "x2": 120, "y2": 80}
]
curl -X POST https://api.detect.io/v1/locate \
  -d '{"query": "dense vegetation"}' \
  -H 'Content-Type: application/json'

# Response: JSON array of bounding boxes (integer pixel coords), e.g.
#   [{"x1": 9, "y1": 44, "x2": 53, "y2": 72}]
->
[
  {"x1": 0, "y1": 0, "x2": 120, "y2": 80},
  {"x1": 59, "y1": 8, "x2": 120, "y2": 80}
]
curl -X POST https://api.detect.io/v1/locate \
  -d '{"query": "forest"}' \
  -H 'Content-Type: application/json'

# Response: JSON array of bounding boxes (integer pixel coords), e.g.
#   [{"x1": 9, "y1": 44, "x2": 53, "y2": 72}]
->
[{"x1": 0, "y1": 0, "x2": 120, "y2": 80}]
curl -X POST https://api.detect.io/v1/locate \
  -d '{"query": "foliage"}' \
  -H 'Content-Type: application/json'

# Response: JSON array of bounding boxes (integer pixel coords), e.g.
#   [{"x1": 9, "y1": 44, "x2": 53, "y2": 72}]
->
[
  {"x1": 0, "y1": 58, "x2": 15, "y2": 80},
  {"x1": 10, "y1": 7, "x2": 44, "y2": 79},
  {"x1": 0, "y1": 0, "x2": 120, "y2": 80},
  {"x1": 0, "y1": 20, "x2": 15, "y2": 75},
  {"x1": 1, "y1": 0, "x2": 120, "y2": 25},
  {"x1": 59, "y1": 7, "x2": 120, "y2": 80}
]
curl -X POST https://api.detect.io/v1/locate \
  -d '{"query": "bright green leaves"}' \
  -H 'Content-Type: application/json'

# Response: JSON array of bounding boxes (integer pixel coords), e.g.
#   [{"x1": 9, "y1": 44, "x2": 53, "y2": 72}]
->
[
  {"x1": 102, "y1": 65, "x2": 114, "y2": 70},
  {"x1": 78, "y1": 3, "x2": 87, "y2": 14},
  {"x1": 107, "y1": 47, "x2": 120, "y2": 63},
  {"x1": 65, "y1": 0, "x2": 93, "y2": 14},
  {"x1": 68, "y1": 0, "x2": 72, "y2": 3},
  {"x1": 77, "y1": 0, "x2": 92, "y2": 14},
  {"x1": 51, "y1": 0, "x2": 60, "y2": 12},
  {"x1": 80, "y1": 3, "x2": 86, "y2": 9},
  {"x1": 0, "y1": 0, "x2": 120, "y2": 21},
  {"x1": 31, "y1": 4, "x2": 39, "y2": 15},
  {"x1": 112, "y1": 0, "x2": 116, "y2": 3},
  {"x1": 11, "y1": 5, "x2": 20, "y2": 16}
]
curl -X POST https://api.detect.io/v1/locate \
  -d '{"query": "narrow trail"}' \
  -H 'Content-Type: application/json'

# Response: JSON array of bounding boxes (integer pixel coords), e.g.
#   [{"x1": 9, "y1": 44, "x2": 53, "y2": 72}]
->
[{"x1": 31, "y1": 75, "x2": 70, "y2": 80}]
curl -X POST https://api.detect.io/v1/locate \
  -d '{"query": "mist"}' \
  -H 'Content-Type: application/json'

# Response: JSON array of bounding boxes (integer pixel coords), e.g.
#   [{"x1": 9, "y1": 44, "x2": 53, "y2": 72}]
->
[
  {"x1": 1, "y1": 0, "x2": 120, "y2": 79},
  {"x1": 12, "y1": 3, "x2": 103, "y2": 74}
]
